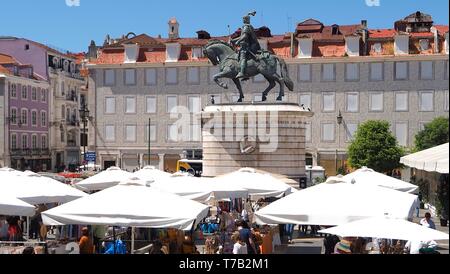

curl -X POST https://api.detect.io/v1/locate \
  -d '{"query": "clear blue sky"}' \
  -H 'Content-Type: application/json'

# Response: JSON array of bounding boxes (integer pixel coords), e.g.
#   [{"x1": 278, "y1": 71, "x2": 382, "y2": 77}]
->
[{"x1": 2, "y1": 0, "x2": 449, "y2": 53}]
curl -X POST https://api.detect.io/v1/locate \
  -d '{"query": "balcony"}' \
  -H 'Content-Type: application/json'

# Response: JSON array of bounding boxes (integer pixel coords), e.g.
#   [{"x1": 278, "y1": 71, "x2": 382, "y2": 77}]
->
[
  {"x1": 66, "y1": 118, "x2": 80, "y2": 127},
  {"x1": 66, "y1": 92, "x2": 78, "y2": 103},
  {"x1": 10, "y1": 149, "x2": 50, "y2": 156},
  {"x1": 67, "y1": 140, "x2": 77, "y2": 147}
]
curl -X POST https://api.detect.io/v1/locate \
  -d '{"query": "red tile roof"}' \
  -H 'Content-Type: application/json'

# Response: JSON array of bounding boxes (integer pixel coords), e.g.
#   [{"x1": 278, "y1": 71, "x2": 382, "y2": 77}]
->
[
  {"x1": 434, "y1": 25, "x2": 449, "y2": 35},
  {"x1": 0, "y1": 64, "x2": 10, "y2": 75},
  {"x1": 369, "y1": 29, "x2": 397, "y2": 39},
  {"x1": 0, "y1": 53, "x2": 16, "y2": 64},
  {"x1": 409, "y1": 32, "x2": 434, "y2": 38}
]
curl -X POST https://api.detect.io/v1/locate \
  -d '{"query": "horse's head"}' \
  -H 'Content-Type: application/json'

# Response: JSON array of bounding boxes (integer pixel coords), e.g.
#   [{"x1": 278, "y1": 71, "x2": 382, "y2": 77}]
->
[{"x1": 203, "y1": 40, "x2": 235, "y2": 66}]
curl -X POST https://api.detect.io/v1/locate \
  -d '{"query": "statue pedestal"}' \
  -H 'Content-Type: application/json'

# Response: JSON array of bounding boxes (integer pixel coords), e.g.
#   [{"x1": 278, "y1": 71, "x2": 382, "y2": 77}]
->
[{"x1": 201, "y1": 103, "x2": 314, "y2": 182}]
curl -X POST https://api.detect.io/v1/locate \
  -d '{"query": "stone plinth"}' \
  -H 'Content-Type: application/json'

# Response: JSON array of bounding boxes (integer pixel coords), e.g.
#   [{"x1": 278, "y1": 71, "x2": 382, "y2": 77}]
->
[{"x1": 201, "y1": 103, "x2": 314, "y2": 182}]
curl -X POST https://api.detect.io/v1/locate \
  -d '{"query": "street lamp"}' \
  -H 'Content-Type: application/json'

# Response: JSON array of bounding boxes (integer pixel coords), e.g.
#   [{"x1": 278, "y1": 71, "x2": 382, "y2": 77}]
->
[
  {"x1": 79, "y1": 103, "x2": 90, "y2": 171},
  {"x1": 336, "y1": 110, "x2": 343, "y2": 175}
]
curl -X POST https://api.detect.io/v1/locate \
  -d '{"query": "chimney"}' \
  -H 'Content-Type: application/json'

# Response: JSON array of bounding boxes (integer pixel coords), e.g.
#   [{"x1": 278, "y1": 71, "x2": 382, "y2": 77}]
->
[
  {"x1": 361, "y1": 20, "x2": 368, "y2": 28},
  {"x1": 168, "y1": 18, "x2": 180, "y2": 39},
  {"x1": 361, "y1": 20, "x2": 369, "y2": 56}
]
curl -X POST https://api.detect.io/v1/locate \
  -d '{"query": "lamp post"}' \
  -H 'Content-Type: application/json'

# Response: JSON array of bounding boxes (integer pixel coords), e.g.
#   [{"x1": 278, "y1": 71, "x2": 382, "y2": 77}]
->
[
  {"x1": 336, "y1": 110, "x2": 343, "y2": 175},
  {"x1": 79, "y1": 103, "x2": 90, "y2": 171},
  {"x1": 148, "y1": 118, "x2": 151, "y2": 167}
]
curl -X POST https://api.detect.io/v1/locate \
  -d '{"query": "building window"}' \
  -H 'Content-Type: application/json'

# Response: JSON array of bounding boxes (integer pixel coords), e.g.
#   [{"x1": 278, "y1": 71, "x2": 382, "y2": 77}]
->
[
  {"x1": 192, "y1": 47, "x2": 203, "y2": 59},
  {"x1": 105, "y1": 97, "x2": 116, "y2": 114},
  {"x1": 32, "y1": 135, "x2": 38, "y2": 149},
  {"x1": 41, "y1": 135, "x2": 47, "y2": 149},
  {"x1": 105, "y1": 125, "x2": 115, "y2": 142},
  {"x1": 104, "y1": 69, "x2": 115, "y2": 86},
  {"x1": 167, "y1": 124, "x2": 178, "y2": 142},
  {"x1": 10, "y1": 84, "x2": 17, "y2": 98},
  {"x1": 146, "y1": 96, "x2": 157, "y2": 113},
  {"x1": 187, "y1": 67, "x2": 200, "y2": 84},
  {"x1": 299, "y1": 93, "x2": 312, "y2": 110},
  {"x1": 10, "y1": 108, "x2": 17, "y2": 125},
  {"x1": 31, "y1": 87, "x2": 37, "y2": 101},
  {"x1": 11, "y1": 134, "x2": 17, "y2": 150},
  {"x1": 370, "y1": 63, "x2": 383, "y2": 81},
  {"x1": 145, "y1": 68, "x2": 157, "y2": 86},
  {"x1": 345, "y1": 123, "x2": 358, "y2": 142},
  {"x1": 190, "y1": 124, "x2": 201, "y2": 142},
  {"x1": 125, "y1": 125, "x2": 137, "y2": 142},
  {"x1": 304, "y1": 122, "x2": 312, "y2": 142},
  {"x1": 395, "y1": 62, "x2": 408, "y2": 80},
  {"x1": 345, "y1": 92, "x2": 359, "y2": 113},
  {"x1": 322, "y1": 64, "x2": 335, "y2": 81},
  {"x1": 21, "y1": 109, "x2": 28, "y2": 125},
  {"x1": 31, "y1": 111, "x2": 37, "y2": 126},
  {"x1": 209, "y1": 94, "x2": 221, "y2": 104},
  {"x1": 145, "y1": 125, "x2": 157, "y2": 142},
  {"x1": 167, "y1": 96, "x2": 178, "y2": 113},
  {"x1": 420, "y1": 61, "x2": 434, "y2": 80},
  {"x1": 41, "y1": 88, "x2": 46, "y2": 102},
  {"x1": 321, "y1": 123, "x2": 335, "y2": 142},
  {"x1": 345, "y1": 63, "x2": 359, "y2": 81},
  {"x1": 61, "y1": 106, "x2": 65, "y2": 120},
  {"x1": 21, "y1": 85, "x2": 28, "y2": 100},
  {"x1": 41, "y1": 111, "x2": 47, "y2": 127},
  {"x1": 125, "y1": 97, "x2": 136, "y2": 114},
  {"x1": 166, "y1": 68, "x2": 178, "y2": 84},
  {"x1": 298, "y1": 64, "x2": 312, "y2": 82},
  {"x1": 61, "y1": 82, "x2": 65, "y2": 96},
  {"x1": 419, "y1": 91, "x2": 434, "y2": 112},
  {"x1": 395, "y1": 122, "x2": 408, "y2": 147},
  {"x1": 419, "y1": 39, "x2": 429, "y2": 51},
  {"x1": 60, "y1": 129, "x2": 65, "y2": 142},
  {"x1": 444, "y1": 90, "x2": 449, "y2": 112},
  {"x1": 445, "y1": 61, "x2": 449, "y2": 80},
  {"x1": 369, "y1": 92, "x2": 384, "y2": 112},
  {"x1": 372, "y1": 43, "x2": 382, "y2": 54},
  {"x1": 188, "y1": 96, "x2": 201, "y2": 113},
  {"x1": 322, "y1": 92, "x2": 335, "y2": 112},
  {"x1": 21, "y1": 135, "x2": 28, "y2": 149},
  {"x1": 395, "y1": 91, "x2": 409, "y2": 112},
  {"x1": 208, "y1": 67, "x2": 220, "y2": 83},
  {"x1": 124, "y1": 69, "x2": 136, "y2": 85}
]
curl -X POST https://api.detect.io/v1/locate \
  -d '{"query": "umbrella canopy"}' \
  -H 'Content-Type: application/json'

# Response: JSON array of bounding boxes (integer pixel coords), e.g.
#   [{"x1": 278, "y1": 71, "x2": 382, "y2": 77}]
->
[
  {"x1": 74, "y1": 167, "x2": 133, "y2": 191},
  {"x1": 0, "y1": 191, "x2": 35, "y2": 216},
  {"x1": 342, "y1": 167, "x2": 419, "y2": 193},
  {"x1": 254, "y1": 182, "x2": 419, "y2": 226},
  {"x1": 0, "y1": 167, "x2": 23, "y2": 176},
  {"x1": 0, "y1": 170, "x2": 87, "y2": 205},
  {"x1": 150, "y1": 173, "x2": 249, "y2": 203},
  {"x1": 133, "y1": 166, "x2": 171, "y2": 181},
  {"x1": 318, "y1": 216, "x2": 449, "y2": 241},
  {"x1": 211, "y1": 168, "x2": 295, "y2": 199},
  {"x1": 400, "y1": 143, "x2": 449, "y2": 174},
  {"x1": 42, "y1": 178, "x2": 210, "y2": 230}
]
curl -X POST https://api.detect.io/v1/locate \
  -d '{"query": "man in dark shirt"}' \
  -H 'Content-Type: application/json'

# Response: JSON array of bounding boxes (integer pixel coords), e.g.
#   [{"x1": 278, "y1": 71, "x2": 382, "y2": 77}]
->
[{"x1": 237, "y1": 221, "x2": 256, "y2": 254}]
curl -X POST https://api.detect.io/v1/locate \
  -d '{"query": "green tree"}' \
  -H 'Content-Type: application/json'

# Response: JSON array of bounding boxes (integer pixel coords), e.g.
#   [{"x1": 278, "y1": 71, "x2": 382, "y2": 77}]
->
[
  {"x1": 414, "y1": 116, "x2": 449, "y2": 151},
  {"x1": 348, "y1": 120, "x2": 404, "y2": 173}
]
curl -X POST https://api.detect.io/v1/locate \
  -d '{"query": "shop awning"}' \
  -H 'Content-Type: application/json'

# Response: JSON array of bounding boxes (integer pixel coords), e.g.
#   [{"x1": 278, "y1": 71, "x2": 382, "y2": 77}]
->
[{"x1": 400, "y1": 143, "x2": 449, "y2": 174}]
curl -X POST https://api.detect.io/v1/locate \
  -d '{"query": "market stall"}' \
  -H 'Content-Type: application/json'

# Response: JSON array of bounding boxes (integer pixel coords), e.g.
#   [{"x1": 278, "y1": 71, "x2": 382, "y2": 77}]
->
[{"x1": 74, "y1": 166, "x2": 133, "y2": 192}]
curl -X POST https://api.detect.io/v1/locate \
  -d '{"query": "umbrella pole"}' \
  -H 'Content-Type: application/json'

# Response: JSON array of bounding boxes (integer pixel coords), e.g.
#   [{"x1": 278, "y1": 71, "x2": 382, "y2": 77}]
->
[
  {"x1": 131, "y1": 227, "x2": 135, "y2": 254},
  {"x1": 26, "y1": 216, "x2": 30, "y2": 240},
  {"x1": 113, "y1": 226, "x2": 116, "y2": 254}
]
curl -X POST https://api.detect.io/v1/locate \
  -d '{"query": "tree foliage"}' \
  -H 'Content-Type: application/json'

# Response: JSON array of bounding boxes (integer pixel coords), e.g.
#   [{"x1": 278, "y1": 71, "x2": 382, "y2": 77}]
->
[
  {"x1": 348, "y1": 120, "x2": 404, "y2": 173},
  {"x1": 414, "y1": 116, "x2": 449, "y2": 151}
]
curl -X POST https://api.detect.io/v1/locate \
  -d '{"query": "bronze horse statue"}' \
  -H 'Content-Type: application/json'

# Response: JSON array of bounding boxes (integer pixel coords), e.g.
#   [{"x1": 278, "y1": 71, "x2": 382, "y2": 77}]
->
[{"x1": 203, "y1": 40, "x2": 294, "y2": 102}]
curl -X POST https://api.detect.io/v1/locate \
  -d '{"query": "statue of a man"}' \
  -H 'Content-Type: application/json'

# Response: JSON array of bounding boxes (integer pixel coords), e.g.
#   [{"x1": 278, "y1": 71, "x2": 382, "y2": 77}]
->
[{"x1": 231, "y1": 11, "x2": 261, "y2": 79}]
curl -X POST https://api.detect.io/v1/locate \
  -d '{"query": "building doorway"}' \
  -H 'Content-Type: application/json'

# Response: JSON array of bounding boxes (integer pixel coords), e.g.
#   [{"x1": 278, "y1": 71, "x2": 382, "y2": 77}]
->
[{"x1": 103, "y1": 161, "x2": 116, "y2": 170}]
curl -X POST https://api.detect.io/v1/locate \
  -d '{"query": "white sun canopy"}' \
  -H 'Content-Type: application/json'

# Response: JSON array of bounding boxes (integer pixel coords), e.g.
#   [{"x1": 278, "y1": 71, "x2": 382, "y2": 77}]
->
[
  {"x1": 42, "y1": 178, "x2": 210, "y2": 230},
  {"x1": 0, "y1": 191, "x2": 35, "y2": 217},
  {"x1": 400, "y1": 143, "x2": 449, "y2": 174},
  {"x1": 318, "y1": 216, "x2": 449, "y2": 241},
  {"x1": 133, "y1": 166, "x2": 172, "y2": 181},
  {"x1": 254, "y1": 182, "x2": 419, "y2": 226},
  {"x1": 341, "y1": 167, "x2": 419, "y2": 193},
  {"x1": 210, "y1": 168, "x2": 296, "y2": 199},
  {"x1": 0, "y1": 170, "x2": 87, "y2": 205},
  {"x1": 74, "y1": 167, "x2": 134, "y2": 191}
]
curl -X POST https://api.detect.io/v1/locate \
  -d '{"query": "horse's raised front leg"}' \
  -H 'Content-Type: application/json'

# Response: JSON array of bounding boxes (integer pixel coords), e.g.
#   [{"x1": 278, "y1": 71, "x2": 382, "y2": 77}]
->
[
  {"x1": 274, "y1": 73, "x2": 285, "y2": 101},
  {"x1": 232, "y1": 78, "x2": 244, "y2": 102},
  {"x1": 261, "y1": 76, "x2": 276, "y2": 102},
  {"x1": 213, "y1": 68, "x2": 233, "y2": 90}
]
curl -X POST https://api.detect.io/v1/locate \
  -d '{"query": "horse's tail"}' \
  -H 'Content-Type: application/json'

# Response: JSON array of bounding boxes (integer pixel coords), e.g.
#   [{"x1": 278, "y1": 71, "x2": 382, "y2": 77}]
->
[{"x1": 277, "y1": 57, "x2": 294, "y2": 91}]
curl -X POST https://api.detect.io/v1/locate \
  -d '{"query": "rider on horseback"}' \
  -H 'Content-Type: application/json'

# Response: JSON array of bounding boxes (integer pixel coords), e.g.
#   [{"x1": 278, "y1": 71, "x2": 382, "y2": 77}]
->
[{"x1": 231, "y1": 11, "x2": 261, "y2": 79}]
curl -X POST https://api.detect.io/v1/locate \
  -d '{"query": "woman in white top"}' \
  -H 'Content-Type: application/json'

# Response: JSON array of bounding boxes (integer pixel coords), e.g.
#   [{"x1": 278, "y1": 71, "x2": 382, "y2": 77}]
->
[{"x1": 232, "y1": 232, "x2": 248, "y2": 254}]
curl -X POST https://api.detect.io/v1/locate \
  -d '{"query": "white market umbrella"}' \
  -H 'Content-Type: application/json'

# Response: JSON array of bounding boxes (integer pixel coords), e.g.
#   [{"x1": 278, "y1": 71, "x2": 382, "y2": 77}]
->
[
  {"x1": 0, "y1": 167, "x2": 23, "y2": 176},
  {"x1": 75, "y1": 166, "x2": 133, "y2": 191},
  {"x1": 133, "y1": 166, "x2": 171, "y2": 181},
  {"x1": 211, "y1": 168, "x2": 295, "y2": 199},
  {"x1": 342, "y1": 167, "x2": 419, "y2": 193},
  {"x1": 254, "y1": 182, "x2": 419, "y2": 226},
  {"x1": 42, "y1": 178, "x2": 210, "y2": 231},
  {"x1": 401, "y1": 143, "x2": 449, "y2": 174},
  {"x1": 0, "y1": 170, "x2": 87, "y2": 205},
  {"x1": 318, "y1": 216, "x2": 449, "y2": 241},
  {"x1": 0, "y1": 191, "x2": 35, "y2": 217}
]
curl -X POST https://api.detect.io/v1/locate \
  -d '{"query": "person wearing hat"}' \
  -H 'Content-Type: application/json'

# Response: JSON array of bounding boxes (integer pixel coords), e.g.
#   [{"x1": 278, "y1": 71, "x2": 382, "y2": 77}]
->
[
  {"x1": 79, "y1": 227, "x2": 94, "y2": 254},
  {"x1": 334, "y1": 237, "x2": 353, "y2": 254}
]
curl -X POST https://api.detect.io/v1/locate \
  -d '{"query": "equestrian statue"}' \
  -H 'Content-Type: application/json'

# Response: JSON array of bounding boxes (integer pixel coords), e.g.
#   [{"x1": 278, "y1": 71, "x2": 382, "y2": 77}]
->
[{"x1": 203, "y1": 11, "x2": 294, "y2": 102}]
